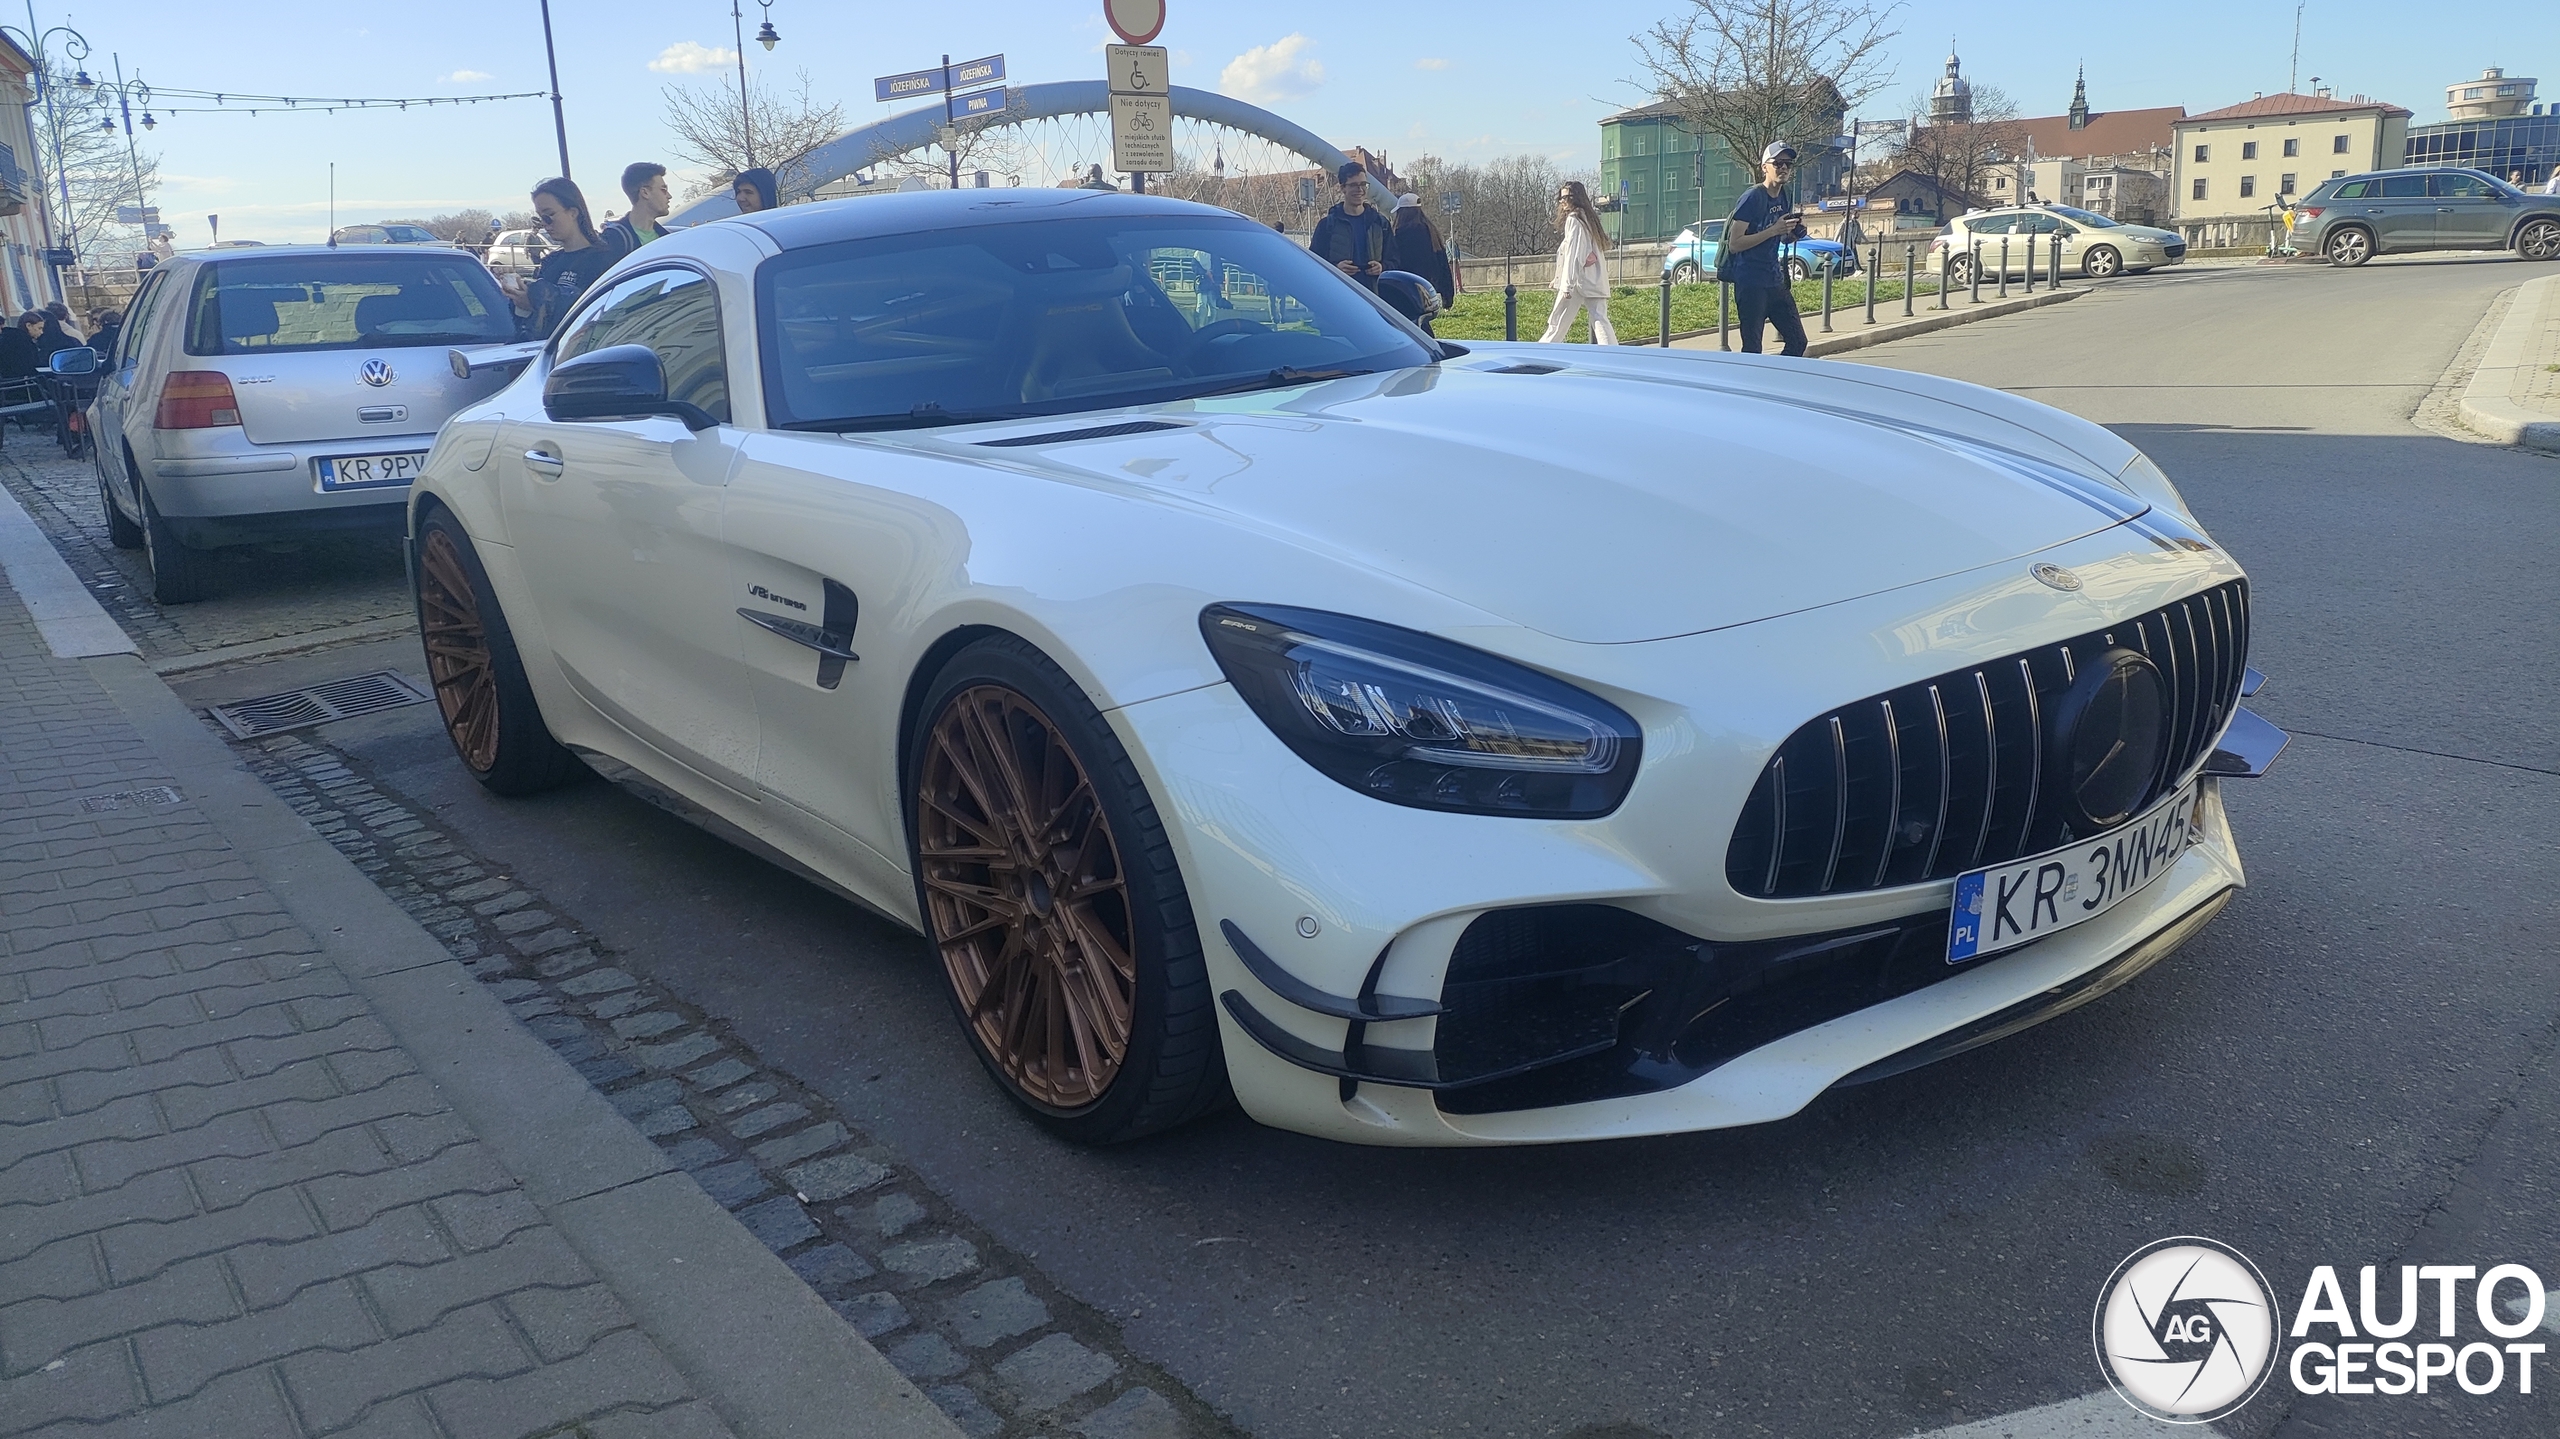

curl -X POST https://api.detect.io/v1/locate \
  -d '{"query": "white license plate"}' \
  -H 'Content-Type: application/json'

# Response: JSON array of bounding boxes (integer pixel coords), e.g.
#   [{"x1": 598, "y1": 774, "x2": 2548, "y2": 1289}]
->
[
  {"x1": 316, "y1": 451, "x2": 429, "y2": 492},
  {"x1": 1946, "y1": 780, "x2": 2200, "y2": 964}
]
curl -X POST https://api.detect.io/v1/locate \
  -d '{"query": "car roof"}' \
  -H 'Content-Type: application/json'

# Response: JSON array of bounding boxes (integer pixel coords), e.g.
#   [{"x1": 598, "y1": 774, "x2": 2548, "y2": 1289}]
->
[{"x1": 736, "y1": 188, "x2": 1245, "y2": 251}]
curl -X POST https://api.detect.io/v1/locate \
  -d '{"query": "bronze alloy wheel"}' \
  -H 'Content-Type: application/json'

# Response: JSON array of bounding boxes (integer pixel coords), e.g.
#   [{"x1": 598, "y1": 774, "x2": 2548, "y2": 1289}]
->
[
  {"x1": 417, "y1": 526, "x2": 500, "y2": 773},
  {"x1": 916, "y1": 684, "x2": 1138, "y2": 1112}
]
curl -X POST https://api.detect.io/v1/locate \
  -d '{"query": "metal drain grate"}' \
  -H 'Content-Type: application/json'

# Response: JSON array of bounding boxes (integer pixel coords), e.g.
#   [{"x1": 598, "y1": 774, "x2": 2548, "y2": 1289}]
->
[
  {"x1": 209, "y1": 670, "x2": 436, "y2": 739},
  {"x1": 80, "y1": 786, "x2": 183, "y2": 813}
]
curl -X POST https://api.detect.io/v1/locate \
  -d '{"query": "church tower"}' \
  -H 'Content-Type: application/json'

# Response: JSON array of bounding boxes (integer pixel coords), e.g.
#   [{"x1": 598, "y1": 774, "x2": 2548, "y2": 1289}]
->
[
  {"x1": 1930, "y1": 47, "x2": 1973, "y2": 126},
  {"x1": 2068, "y1": 65, "x2": 2090, "y2": 130}
]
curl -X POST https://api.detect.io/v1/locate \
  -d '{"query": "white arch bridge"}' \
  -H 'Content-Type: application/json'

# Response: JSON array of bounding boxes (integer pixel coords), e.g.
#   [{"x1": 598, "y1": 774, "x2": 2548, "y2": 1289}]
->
[{"x1": 667, "y1": 80, "x2": 1388, "y2": 226}]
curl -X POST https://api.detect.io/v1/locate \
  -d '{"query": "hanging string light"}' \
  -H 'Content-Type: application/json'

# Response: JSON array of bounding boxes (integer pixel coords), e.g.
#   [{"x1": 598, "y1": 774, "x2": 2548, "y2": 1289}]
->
[{"x1": 132, "y1": 83, "x2": 549, "y2": 118}]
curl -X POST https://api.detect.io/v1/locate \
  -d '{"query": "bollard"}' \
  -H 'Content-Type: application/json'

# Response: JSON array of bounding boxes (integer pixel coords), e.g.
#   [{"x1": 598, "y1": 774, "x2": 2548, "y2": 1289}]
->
[
  {"x1": 1902, "y1": 244, "x2": 1915, "y2": 317},
  {"x1": 1718, "y1": 282, "x2": 1729, "y2": 350},
  {"x1": 1820, "y1": 261, "x2": 1834, "y2": 332},
  {"x1": 1504, "y1": 283, "x2": 1518, "y2": 343},
  {"x1": 1971, "y1": 241, "x2": 1984, "y2": 303},
  {"x1": 1658, "y1": 272, "x2": 1672, "y2": 347},
  {"x1": 1998, "y1": 237, "x2": 2010, "y2": 299},
  {"x1": 2052, "y1": 233, "x2": 2065, "y2": 288},
  {"x1": 1865, "y1": 242, "x2": 1879, "y2": 325},
  {"x1": 1935, "y1": 246, "x2": 1949, "y2": 310}
]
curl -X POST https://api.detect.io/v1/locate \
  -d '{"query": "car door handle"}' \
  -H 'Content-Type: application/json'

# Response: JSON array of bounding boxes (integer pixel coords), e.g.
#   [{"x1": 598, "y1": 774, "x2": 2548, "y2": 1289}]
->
[{"x1": 523, "y1": 449, "x2": 563, "y2": 478}]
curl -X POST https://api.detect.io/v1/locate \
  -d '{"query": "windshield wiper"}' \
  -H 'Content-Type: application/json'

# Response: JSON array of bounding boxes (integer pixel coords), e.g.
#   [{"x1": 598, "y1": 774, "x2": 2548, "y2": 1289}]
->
[
  {"x1": 1186, "y1": 366, "x2": 1368, "y2": 399},
  {"x1": 804, "y1": 402, "x2": 1029, "y2": 433}
]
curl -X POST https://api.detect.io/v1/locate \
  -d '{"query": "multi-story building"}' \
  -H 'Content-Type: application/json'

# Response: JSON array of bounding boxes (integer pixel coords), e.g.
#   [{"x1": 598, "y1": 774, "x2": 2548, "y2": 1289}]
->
[
  {"x1": 2078, "y1": 167, "x2": 2169, "y2": 224},
  {"x1": 2405, "y1": 67, "x2": 2556, "y2": 187},
  {"x1": 0, "y1": 38, "x2": 65, "y2": 315},
  {"x1": 2173, "y1": 92, "x2": 2411, "y2": 225},
  {"x1": 1598, "y1": 98, "x2": 1845, "y2": 244}
]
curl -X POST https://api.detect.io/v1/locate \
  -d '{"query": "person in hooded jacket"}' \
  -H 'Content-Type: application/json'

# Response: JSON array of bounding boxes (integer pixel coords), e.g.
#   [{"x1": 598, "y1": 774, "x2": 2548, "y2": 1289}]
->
[
  {"x1": 1385, "y1": 194, "x2": 1455, "y2": 307},
  {"x1": 732, "y1": 167, "x2": 778, "y2": 215}
]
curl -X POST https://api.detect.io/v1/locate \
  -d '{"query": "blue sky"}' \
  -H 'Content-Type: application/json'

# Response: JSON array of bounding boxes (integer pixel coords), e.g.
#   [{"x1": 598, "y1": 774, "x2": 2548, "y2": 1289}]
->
[{"x1": 69, "y1": 0, "x2": 2527, "y2": 245}]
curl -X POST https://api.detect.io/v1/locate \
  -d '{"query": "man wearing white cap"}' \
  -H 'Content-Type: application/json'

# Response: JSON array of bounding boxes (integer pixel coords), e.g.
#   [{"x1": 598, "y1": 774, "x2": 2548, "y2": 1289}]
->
[{"x1": 1724, "y1": 141, "x2": 1809, "y2": 357}]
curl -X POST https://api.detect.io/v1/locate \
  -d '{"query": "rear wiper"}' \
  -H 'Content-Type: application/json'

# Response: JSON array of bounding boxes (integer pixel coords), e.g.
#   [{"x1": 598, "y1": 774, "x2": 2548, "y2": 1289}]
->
[
  {"x1": 811, "y1": 402, "x2": 1028, "y2": 433},
  {"x1": 1186, "y1": 366, "x2": 1368, "y2": 399}
]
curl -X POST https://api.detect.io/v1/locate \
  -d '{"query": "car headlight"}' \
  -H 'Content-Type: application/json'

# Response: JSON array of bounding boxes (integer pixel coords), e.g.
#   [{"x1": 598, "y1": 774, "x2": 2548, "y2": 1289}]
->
[
  {"x1": 2117, "y1": 451, "x2": 2193, "y2": 516},
  {"x1": 1198, "y1": 604, "x2": 1642, "y2": 818}
]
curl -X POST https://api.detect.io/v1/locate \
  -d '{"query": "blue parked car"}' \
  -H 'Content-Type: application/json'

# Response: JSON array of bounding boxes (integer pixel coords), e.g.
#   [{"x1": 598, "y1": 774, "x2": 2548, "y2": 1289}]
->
[{"x1": 1662, "y1": 221, "x2": 1859, "y2": 283}]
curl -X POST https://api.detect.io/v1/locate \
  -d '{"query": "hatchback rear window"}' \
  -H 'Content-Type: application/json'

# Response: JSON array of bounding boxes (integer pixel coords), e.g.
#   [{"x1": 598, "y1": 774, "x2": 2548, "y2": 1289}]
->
[{"x1": 182, "y1": 254, "x2": 515, "y2": 355}]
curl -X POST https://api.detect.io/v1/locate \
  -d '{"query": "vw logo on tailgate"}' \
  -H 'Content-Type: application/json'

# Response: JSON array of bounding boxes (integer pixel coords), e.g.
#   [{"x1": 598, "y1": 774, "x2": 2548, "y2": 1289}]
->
[{"x1": 359, "y1": 359, "x2": 395, "y2": 388}]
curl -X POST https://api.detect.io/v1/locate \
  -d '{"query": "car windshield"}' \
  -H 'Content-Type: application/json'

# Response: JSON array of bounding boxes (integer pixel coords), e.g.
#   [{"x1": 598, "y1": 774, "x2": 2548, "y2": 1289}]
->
[
  {"x1": 2044, "y1": 205, "x2": 2122, "y2": 228},
  {"x1": 183, "y1": 252, "x2": 517, "y2": 354},
  {"x1": 754, "y1": 213, "x2": 1437, "y2": 430}
]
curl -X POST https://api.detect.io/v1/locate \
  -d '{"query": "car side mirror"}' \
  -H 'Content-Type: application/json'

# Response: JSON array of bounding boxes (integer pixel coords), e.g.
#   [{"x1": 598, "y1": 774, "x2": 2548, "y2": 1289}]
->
[
  {"x1": 46, "y1": 347, "x2": 98, "y2": 376},
  {"x1": 543, "y1": 344, "x2": 717, "y2": 431}
]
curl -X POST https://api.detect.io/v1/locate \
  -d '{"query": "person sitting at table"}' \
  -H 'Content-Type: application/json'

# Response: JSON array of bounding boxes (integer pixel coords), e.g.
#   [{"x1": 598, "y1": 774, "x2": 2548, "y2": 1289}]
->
[{"x1": 0, "y1": 313, "x2": 40, "y2": 380}]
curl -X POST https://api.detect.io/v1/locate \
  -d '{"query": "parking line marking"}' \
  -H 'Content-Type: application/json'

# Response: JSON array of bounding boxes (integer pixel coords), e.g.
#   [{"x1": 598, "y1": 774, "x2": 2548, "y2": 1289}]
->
[
  {"x1": 0, "y1": 476, "x2": 136, "y2": 657},
  {"x1": 1903, "y1": 1391, "x2": 2225, "y2": 1438}
]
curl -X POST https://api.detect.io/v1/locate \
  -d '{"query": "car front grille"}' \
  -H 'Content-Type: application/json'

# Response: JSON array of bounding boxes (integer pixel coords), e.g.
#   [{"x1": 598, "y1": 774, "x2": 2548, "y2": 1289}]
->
[
  {"x1": 2163, "y1": 241, "x2": 2188, "y2": 259},
  {"x1": 1723, "y1": 580, "x2": 2248, "y2": 900}
]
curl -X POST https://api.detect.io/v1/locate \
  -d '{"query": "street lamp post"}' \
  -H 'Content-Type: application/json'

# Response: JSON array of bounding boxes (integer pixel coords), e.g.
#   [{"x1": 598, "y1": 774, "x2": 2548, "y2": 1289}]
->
[
  {"x1": 728, "y1": 0, "x2": 779, "y2": 175},
  {"x1": 538, "y1": 0, "x2": 571, "y2": 177},
  {"x1": 1, "y1": 9, "x2": 89, "y2": 289},
  {"x1": 92, "y1": 57, "x2": 155, "y2": 249}
]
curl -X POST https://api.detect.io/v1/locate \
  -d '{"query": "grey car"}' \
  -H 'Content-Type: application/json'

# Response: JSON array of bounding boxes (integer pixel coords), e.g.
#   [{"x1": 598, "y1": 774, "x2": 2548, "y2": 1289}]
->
[
  {"x1": 2295, "y1": 167, "x2": 2560, "y2": 267},
  {"x1": 81, "y1": 246, "x2": 521, "y2": 602}
]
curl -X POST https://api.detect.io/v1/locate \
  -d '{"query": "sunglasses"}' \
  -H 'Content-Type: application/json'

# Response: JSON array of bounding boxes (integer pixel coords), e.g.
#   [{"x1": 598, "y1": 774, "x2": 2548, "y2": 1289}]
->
[{"x1": 1768, "y1": 156, "x2": 1797, "y2": 168}]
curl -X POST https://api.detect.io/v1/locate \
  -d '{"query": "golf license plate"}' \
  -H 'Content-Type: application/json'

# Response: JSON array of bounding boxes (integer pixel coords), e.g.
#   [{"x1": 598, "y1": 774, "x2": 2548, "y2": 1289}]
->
[
  {"x1": 1947, "y1": 779, "x2": 2200, "y2": 964},
  {"x1": 316, "y1": 451, "x2": 429, "y2": 492}
]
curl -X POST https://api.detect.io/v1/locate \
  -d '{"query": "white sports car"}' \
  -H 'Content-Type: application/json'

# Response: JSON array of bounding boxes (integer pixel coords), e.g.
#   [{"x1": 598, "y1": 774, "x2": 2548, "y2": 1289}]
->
[{"x1": 411, "y1": 190, "x2": 2283, "y2": 1147}]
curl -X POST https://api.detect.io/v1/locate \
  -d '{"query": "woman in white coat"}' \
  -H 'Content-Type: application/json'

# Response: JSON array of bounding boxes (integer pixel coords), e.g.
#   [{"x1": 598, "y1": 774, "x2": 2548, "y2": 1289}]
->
[{"x1": 1540, "y1": 180, "x2": 1618, "y2": 345}]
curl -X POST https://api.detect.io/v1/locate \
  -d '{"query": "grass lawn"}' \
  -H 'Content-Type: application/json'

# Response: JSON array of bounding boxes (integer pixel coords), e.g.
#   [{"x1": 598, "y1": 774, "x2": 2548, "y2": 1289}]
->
[{"x1": 1437, "y1": 276, "x2": 1954, "y2": 345}]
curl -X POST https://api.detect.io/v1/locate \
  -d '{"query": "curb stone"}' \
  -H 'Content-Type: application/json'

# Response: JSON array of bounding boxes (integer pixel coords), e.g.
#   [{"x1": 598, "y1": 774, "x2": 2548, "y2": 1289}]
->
[
  {"x1": 229, "y1": 728, "x2": 1251, "y2": 1439},
  {"x1": 1662, "y1": 283, "x2": 2087, "y2": 357},
  {"x1": 2457, "y1": 272, "x2": 2560, "y2": 454}
]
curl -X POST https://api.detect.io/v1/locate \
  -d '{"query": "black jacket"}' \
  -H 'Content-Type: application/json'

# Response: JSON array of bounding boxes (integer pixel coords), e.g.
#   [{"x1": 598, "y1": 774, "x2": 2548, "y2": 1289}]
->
[
  {"x1": 1309, "y1": 204, "x2": 1393, "y2": 285},
  {"x1": 1385, "y1": 223, "x2": 1454, "y2": 304},
  {"x1": 0, "y1": 329, "x2": 37, "y2": 380}
]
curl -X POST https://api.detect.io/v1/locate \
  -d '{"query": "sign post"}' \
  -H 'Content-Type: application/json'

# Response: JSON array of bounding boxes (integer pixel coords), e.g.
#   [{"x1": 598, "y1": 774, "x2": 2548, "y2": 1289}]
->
[
  {"x1": 1104, "y1": 1, "x2": 1170, "y2": 190},
  {"x1": 872, "y1": 53, "x2": 1006, "y2": 189}
]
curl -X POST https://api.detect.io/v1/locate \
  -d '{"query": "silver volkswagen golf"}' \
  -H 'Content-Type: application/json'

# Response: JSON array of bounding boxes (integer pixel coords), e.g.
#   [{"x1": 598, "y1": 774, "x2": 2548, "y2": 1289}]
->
[{"x1": 85, "y1": 246, "x2": 521, "y2": 602}]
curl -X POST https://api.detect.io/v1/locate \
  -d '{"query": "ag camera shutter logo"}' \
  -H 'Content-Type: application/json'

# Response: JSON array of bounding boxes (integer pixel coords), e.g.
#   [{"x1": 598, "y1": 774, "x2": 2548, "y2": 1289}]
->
[{"x1": 2094, "y1": 1236, "x2": 2281, "y2": 1423}]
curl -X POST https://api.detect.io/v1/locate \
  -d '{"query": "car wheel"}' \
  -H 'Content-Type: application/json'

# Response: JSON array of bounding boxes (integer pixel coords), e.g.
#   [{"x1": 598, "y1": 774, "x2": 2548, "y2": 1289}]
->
[
  {"x1": 1784, "y1": 256, "x2": 1809, "y2": 284},
  {"x1": 98, "y1": 447, "x2": 142, "y2": 549},
  {"x1": 2518, "y1": 218, "x2": 2560, "y2": 262},
  {"x1": 1948, "y1": 254, "x2": 1976, "y2": 286},
  {"x1": 1670, "y1": 260, "x2": 1702, "y2": 283},
  {"x1": 138, "y1": 482, "x2": 218, "y2": 604},
  {"x1": 907, "y1": 635, "x2": 1228, "y2": 1145},
  {"x1": 2081, "y1": 245, "x2": 2123, "y2": 278},
  {"x1": 2326, "y1": 227, "x2": 2374, "y2": 267},
  {"x1": 413, "y1": 508, "x2": 584, "y2": 795}
]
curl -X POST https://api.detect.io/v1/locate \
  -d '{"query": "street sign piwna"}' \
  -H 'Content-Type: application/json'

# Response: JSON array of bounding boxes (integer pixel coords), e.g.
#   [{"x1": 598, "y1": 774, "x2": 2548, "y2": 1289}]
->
[{"x1": 1105, "y1": 0, "x2": 1165, "y2": 45}]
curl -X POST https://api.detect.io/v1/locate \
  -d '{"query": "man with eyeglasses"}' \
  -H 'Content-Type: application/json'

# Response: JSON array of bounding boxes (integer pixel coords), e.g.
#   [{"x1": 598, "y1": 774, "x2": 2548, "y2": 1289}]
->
[{"x1": 1725, "y1": 141, "x2": 1810, "y2": 357}]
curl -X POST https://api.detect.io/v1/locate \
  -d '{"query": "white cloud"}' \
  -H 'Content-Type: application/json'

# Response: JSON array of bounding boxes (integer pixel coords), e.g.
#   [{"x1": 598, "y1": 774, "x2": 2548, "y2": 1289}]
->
[
  {"x1": 650, "y1": 41, "x2": 737, "y2": 75},
  {"x1": 1220, "y1": 35, "x2": 1324, "y2": 105},
  {"x1": 1414, "y1": 58, "x2": 1450, "y2": 71},
  {"x1": 442, "y1": 69, "x2": 493, "y2": 83}
]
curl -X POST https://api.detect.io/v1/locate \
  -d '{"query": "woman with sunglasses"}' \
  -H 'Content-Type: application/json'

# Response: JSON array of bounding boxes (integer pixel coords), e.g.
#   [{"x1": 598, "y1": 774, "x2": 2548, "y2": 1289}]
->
[
  {"x1": 1540, "y1": 180, "x2": 1617, "y2": 344},
  {"x1": 504, "y1": 177, "x2": 615, "y2": 341},
  {"x1": 1723, "y1": 142, "x2": 1811, "y2": 357}
]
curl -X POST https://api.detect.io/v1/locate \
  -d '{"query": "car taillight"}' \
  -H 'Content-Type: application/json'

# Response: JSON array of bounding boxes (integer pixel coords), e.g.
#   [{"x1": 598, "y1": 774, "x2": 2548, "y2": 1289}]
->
[
  {"x1": 156, "y1": 371, "x2": 241, "y2": 429},
  {"x1": 2295, "y1": 206, "x2": 2324, "y2": 219}
]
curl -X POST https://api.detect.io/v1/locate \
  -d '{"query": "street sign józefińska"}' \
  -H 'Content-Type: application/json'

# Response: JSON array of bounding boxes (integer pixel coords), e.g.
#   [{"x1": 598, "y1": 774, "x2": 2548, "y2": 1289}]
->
[{"x1": 873, "y1": 54, "x2": 1005, "y2": 103}]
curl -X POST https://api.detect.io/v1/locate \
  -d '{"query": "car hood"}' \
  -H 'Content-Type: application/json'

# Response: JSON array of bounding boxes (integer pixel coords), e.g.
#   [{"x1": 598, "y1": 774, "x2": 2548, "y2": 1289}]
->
[{"x1": 945, "y1": 355, "x2": 2148, "y2": 644}]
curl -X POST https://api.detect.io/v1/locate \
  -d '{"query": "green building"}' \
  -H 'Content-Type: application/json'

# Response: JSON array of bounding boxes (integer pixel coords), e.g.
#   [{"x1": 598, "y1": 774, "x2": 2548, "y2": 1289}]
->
[{"x1": 1599, "y1": 100, "x2": 1847, "y2": 243}]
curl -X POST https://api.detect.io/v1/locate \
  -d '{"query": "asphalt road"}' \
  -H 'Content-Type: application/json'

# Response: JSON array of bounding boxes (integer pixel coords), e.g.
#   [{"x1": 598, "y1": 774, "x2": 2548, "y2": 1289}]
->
[{"x1": 129, "y1": 253, "x2": 2560, "y2": 1439}]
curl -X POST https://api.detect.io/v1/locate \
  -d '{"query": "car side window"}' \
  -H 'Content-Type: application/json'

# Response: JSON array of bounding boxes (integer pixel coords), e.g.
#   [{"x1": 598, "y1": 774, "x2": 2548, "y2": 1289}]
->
[
  {"x1": 114, "y1": 270, "x2": 173, "y2": 368},
  {"x1": 2378, "y1": 175, "x2": 2428, "y2": 199},
  {"x1": 1700, "y1": 221, "x2": 1726, "y2": 241},
  {"x1": 556, "y1": 268, "x2": 730, "y2": 425},
  {"x1": 2015, "y1": 214, "x2": 2060, "y2": 235},
  {"x1": 2430, "y1": 173, "x2": 2491, "y2": 199},
  {"x1": 1968, "y1": 215, "x2": 2017, "y2": 235},
  {"x1": 2333, "y1": 180, "x2": 2372, "y2": 199}
]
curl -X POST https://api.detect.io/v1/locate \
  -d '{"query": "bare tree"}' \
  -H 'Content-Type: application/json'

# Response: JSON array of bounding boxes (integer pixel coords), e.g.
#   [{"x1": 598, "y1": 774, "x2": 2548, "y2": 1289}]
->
[
  {"x1": 1402, "y1": 154, "x2": 1597, "y2": 259},
  {"x1": 379, "y1": 209, "x2": 497, "y2": 244},
  {"x1": 1634, "y1": 0, "x2": 1899, "y2": 174},
  {"x1": 855, "y1": 112, "x2": 1030, "y2": 190},
  {"x1": 28, "y1": 65, "x2": 161, "y2": 267},
  {"x1": 1890, "y1": 83, "x2": 2023, "y2": 205},
  {"x1": 661, "y1": 70, "x2": 846, "y2": 200}
]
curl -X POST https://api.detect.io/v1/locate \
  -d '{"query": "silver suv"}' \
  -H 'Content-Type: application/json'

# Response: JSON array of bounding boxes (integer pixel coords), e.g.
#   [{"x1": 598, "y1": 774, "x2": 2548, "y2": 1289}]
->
[
  {"x1": 82, "y1": 247, "x2": 519, "y2": 602},
  {"x1": 2295, "y1": 167, "x2": 2560, "y2": 267}
]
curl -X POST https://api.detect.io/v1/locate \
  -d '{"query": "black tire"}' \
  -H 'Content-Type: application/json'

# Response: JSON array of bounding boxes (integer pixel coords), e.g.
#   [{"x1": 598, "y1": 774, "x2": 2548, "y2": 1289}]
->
[
  {"x1": 2082, "y1": 245, "x2": 2122, "y2": 279},
  {"x1": 1669, "y1": 260, "x2": 1702, "y2": 283},
  {"x1": 138, "y1": 482, "x2": 218, "y2": 604},
  {"x1": 413, "y1": 508, "x2": 584, "y2": 795},
  {"x1": 99, "y1": 448, "x2": 142, "y2": 549},
  {"x1": 2518, "y1": 218, "x2": 2560, "y2": 262},
  {"x1": 2326, "y1": 227, "x2": 2374, "y2": 267},
  {"x1": 1948, "y1": 254, "x2": 1976, "y2": 286},
  {"x1": 1784, "y1": 256, "x2": 1810, "y2": 283},
  {"x1": 906, "y1": 635, "x2": 1228, "y2": 1145}
]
